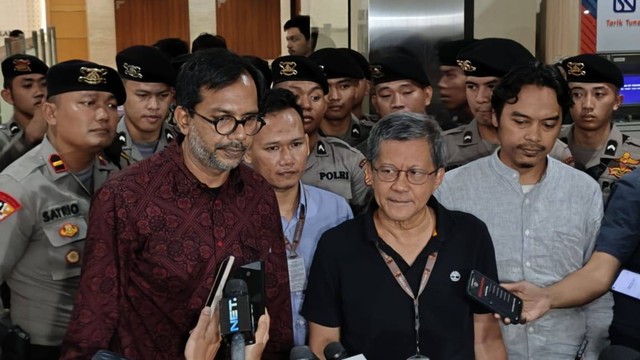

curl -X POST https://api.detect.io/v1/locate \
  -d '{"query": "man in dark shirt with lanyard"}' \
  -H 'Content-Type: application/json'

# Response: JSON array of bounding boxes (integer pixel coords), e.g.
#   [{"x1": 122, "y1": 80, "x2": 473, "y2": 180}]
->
[{"x1": 302, "y1": 112, "x2": 505, "y2": 360}]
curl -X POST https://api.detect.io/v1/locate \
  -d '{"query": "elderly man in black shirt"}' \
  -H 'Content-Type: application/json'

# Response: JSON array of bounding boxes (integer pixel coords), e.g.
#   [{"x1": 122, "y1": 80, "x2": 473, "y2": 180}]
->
[{"x1": 302, "y1": 112, "x2": 506, "y2": 360}]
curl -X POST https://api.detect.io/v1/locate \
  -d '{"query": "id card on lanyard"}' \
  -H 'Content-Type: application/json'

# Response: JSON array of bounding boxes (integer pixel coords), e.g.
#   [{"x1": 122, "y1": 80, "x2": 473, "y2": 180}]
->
[{"x1": 286, "y1": 202, "x2": 306, "y2": 292}]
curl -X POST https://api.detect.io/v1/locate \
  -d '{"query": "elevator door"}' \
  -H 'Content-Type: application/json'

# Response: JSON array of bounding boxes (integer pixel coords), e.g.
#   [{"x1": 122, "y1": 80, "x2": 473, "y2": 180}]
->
[
  {"x1": 115, "y1": 0, "x2": 190, "y2": 52},
  {"x1": 216, "y1": 0, "x2": 281, "y2": 59}
]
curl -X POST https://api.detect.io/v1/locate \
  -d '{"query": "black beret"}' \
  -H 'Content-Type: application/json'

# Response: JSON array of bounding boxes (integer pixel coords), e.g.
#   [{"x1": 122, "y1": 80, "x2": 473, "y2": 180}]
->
[
  {"x1": 47, "y1": 60, "x2": 126, "y2": 105},
  {"x1": 369, "y1": 53, "x2": 431, "y2": 86},
  {"x1": 562, "y1": 54, "x2": 624, "y2": 89},
  {"x1": 116, "y1": 45, "x2": 176, "y2": 86},
  {"x1": 437, "y1": 39, "x2": 477, "y2": 66},
  {"x1": 339, "y1": 48, "x2": 371, "y2": 80},
  {"x1": 2, "y1": 54, "x2": 48, "y2": 81},
  {"x1": 309, "y1": 48, "x2": 365, "y2": 80},
  {"x1": 456, "y1": 38, "x2": 534, "y2": 78},
  {"x1": 271, "y1": 55, "x2": 329, "y2": 94}
]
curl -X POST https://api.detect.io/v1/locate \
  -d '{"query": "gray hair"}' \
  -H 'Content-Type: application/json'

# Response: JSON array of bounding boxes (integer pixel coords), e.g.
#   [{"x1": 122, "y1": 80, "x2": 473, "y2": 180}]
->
[{"x1": 367, "y1": 112, "x2": 446, "y2": 169}]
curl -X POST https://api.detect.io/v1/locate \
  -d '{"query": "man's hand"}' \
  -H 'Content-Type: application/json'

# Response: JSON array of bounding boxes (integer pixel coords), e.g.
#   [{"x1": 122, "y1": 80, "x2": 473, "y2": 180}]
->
[
  {"x1": 497, "y1": 281, "x2": 551, "y2": 324},
  {"x1": 24, "y1": 105, "x2": 47, "y2": 145},
  {"x1": 245, "y1": 309, "x2": 270, "y2": 360},
  {"x1": 185, "y1": 306, "x2": 222, "y2": 360}
]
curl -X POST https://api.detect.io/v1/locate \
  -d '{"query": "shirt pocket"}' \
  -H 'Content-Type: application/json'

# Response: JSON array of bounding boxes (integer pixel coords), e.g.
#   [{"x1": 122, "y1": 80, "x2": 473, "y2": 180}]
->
[{"x1": 43, "y1": 216, "x2": 87, "y2": 280}]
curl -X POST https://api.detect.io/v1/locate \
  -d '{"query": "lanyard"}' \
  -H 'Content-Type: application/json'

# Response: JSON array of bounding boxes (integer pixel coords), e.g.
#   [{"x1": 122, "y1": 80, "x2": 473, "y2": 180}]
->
[
  {"x1": 284, "y1": 194, "x2": 306, "y2": 257},
  {"x1": 376, "y1": 234, "x2": 438, "y2": 358}
]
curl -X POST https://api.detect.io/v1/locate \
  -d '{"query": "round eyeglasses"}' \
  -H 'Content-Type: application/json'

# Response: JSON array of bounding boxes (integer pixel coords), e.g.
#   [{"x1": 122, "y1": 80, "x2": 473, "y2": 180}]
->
[
  {"x1": 372, "y1": 165, "x2": 438, "y2": 185},
  {"x1": 189, "y1": 109, "x2": 265, "y2": 136}
]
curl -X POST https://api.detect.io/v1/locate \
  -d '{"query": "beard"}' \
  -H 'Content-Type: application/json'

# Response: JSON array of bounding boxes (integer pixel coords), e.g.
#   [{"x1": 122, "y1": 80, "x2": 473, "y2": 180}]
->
[{"x1": 187, "y1": 122, "x2": 246, "y2": 172}]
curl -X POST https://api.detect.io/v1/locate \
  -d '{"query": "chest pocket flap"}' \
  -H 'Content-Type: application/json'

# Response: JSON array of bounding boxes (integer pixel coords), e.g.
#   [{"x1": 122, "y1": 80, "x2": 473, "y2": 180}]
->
[{"x1": 43, "y1": 216, "x2": 88, "y2": 280}]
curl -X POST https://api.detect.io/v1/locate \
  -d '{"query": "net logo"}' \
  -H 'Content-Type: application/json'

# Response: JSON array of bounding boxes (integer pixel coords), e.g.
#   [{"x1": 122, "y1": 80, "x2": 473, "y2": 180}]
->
[
  {"x1": 614, "y1": 0, "x2": 636, "y2": 13},
  {"x1": 228, "y1": 298, "x2": 239, "y2": 332}
]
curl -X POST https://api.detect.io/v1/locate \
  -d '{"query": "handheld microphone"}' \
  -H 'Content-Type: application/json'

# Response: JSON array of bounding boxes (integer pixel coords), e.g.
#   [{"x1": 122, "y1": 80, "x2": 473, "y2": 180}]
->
[
  {"x1": 290, "y1": 345, "x2": 319, "y2": 360},
  {"x1": 220, "y1": 278, "x2": 254, "y2": 360},
  {"x1": 324, "y1": 342, "x2": 348, "y2": 359},
  {"x1": 322, "y1": 342, "x2": 368, "y2": 359}
]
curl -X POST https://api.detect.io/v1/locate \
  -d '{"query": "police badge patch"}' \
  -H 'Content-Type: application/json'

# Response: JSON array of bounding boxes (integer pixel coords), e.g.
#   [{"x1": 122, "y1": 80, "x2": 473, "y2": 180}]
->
[{"x1": 0, "y1": 191, "x2": 21, "y2": 222}]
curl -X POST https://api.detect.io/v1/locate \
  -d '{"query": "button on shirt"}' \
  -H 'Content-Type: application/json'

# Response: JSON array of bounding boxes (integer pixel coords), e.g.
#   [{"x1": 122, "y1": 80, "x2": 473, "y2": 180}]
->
[
  {"x1": 281, "y1": 182, "x2": 353, "y2": 346},
  {"x1": 436, "y1": 150, "x2": 613, "y2": 360}
]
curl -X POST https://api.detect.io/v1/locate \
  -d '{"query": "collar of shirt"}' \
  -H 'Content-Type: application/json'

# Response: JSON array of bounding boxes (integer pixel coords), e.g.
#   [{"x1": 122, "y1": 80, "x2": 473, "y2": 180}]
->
[
  {"x1": 566, "y1": 123, "x2": 627, "y2": 161},
  {"x1": 282, "y1": 181, "x2": 308, "y2": 227},
  {"x1": 362, "y1": 195, "x2": 447, "y2": 251},
  {"x1": 488, "y1": 148, "x2": 554, "y2": 188}
]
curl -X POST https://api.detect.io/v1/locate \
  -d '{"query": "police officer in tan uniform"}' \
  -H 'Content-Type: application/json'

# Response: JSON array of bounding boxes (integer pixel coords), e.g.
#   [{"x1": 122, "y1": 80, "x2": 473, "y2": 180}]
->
[
  {"x1": 0, "y1": 60, "x2": 124, "y2": 359},
  {"x1": 435, "y1": 39, "x2": 476, "y2": 131},
  {"x1": 0, "y1": 54, "x2": 48, "y2": 170},
  {"x1": 443, "y1": 38, "x2": 573, "y2": 170},
  {"x1": 559, "y1": 54, "x2": 640, "y2": 202},
  {"x1": 309, "y1": 48, "x2": 371, "y2": 148},
  {"x1": 362, "y1": 52, "x2": 435, "y2": 157},
  {"x1": 114, "y1": 45, "x2": 176, "y2": 168},
  {"x1": 271, "y1": 55, "x2": 370, "y2": 213},
  {"x1": 339, "y1": 48, "x2": 376, "y2": 125}
]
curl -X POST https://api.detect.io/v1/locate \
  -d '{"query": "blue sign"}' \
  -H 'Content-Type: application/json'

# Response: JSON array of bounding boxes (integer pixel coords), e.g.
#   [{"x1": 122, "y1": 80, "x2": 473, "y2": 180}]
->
[{"x1": 614, "y1": 0, "x2": 636, "y2": 13}]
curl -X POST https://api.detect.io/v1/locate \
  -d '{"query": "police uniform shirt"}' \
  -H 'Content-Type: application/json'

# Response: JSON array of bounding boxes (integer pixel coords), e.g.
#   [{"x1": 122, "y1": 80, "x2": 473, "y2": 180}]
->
[
  {"x1": 0, "y1": 116, "x2": 30, "y2": 171},
  {"x1": 560, "y1": 124, "x2": 640, "y2": 202},
  {"x1": 116, "y1": 116, "x2": 176, "y2": 167},
  {"x1": 442, "y1": 119, "x2": 496, "y2": 170},
  {"x1": 302, "y1": 135, "x2": 370, "y2": 213},
  {"x1": 342, "y1": 114, "x2": 371, "y2": 147},
  {"x1": 321, "y1": 114, "x2": 371, "y2": 149},
  {"x1": 444, "y1": 119, "x2": 575, "y2": 170},
  {"x1": 0, "y1": 136, "x2": 117, "y2": 346}
]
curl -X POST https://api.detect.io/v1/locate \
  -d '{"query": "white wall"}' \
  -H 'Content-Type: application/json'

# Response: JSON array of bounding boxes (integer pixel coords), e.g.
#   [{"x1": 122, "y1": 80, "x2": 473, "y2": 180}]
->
[
  {"x1": 87, "y1": 0, "x2": 117, "y2": 68},
  {"x1": 473, "y1": 0, "x2": 538, "y2": 53}
]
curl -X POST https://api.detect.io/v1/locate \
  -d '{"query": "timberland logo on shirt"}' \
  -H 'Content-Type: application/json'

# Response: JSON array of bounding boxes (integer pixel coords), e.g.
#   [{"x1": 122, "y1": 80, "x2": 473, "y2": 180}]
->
[{"x1": 319, "y1": 171, "x2": 349, "y2": 180}]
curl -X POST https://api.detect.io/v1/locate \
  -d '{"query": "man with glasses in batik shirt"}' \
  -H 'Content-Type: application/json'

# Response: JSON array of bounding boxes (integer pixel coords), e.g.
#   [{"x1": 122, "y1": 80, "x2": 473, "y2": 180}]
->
[{"x1": 62, "y1": 50, "x2": 293, "y2": 360}]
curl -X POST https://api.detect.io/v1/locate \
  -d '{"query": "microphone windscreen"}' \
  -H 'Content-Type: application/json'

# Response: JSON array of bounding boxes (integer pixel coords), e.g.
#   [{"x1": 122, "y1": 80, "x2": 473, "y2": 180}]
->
[
  {"x1": 224, "y1": 278, "x2": 249, "y2": 297},
  {"x1": 598, "y1": 345, "x2": 640, "y2": 360},
  {"x1": 324, "y1": 342, "x2": 348, "y2": 359},
  {"x1": 290, "y1": 345, "x2": 318, "y2": 360}
]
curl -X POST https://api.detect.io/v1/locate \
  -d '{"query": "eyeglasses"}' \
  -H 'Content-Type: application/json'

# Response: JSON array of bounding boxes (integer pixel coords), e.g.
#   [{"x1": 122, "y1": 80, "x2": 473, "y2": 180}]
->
[
  {"x1": 372, "y1": 165, "x2": 438, "y2": 185},
  {"x1": 189, "y1": 109, "x2": 265, "y2": 136}
]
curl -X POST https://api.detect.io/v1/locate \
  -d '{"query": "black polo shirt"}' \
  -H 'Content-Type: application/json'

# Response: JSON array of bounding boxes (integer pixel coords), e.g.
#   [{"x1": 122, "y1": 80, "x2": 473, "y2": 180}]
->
[{"x1": 301, "y1": 196, "x2": 499, "y2": 360}]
